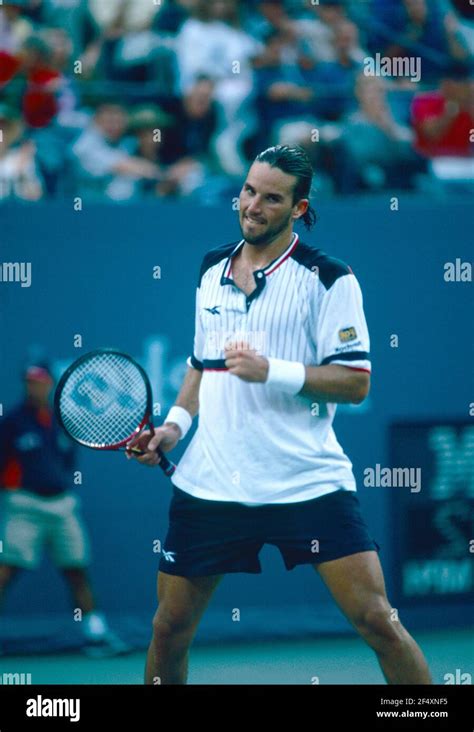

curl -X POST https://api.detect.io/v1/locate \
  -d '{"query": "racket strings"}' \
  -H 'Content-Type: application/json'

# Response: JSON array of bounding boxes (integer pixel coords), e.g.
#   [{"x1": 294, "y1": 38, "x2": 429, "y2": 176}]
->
[{"x1": 59, "y1": 353, "x2": 148, "y2": 447}]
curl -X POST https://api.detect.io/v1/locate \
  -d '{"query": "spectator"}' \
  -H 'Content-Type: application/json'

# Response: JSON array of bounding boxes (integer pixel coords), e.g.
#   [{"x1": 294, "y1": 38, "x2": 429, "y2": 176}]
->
[
  {"x1": 303, "y1": 21, "x2": 364, "y2": 121},
  {"x1": 175, "y1": 0, "x2": 262, "y2": 174},
  {"x1": 161, "y1": 75, "x2": 219, "y2": 164},
  {"x1": 41, "y1": 27, "x2": 80, "y2": 118},
  {"x1": 0, "y1": 0, "x2": 34, "y2": 54},
  {"x1": 88, "y1": 0, "x2": 161, "y2": 34},
  {"x1": 291, "y1": 0, "x2": 353, "y2": 64},
  {"x1": 0, "y1": 103, "x2": 43, "y2": 202},
  {"x1": 39, "y1": 0, "x2": 99, "y2": 62},
  {"x1": 153, "y1": 0, "x2": 192, "y2": 35},
  {"x1": 0, "y1": 34, "x2": 63, "y2": 129},
  {"x1": 20, "y1": 35, "x2": 63, "y2": 128},
  {"x1": 128, "y1": 103, "x2": 210, "y2": 198},
  {"x1": 411, "y1": 62, "x2": 474, "y2": 158},
  {"x1": 20, "y1": 30, "x2": 83, "y2": 196},
  {"x1": 243, "y1": 0, "x2": 294, "y2": 41},
  {"x1": 127, "y1": 104, "x2": 172, "y2": 196},
  {"x1": 57, "y1": 0, "x2": 163, "y2": 84},
  {"x1": 369, "y1": 0, "x2": 451, "y2": 81},
  {"x1": 0, "y1": 0, "x2": 471, "y2": 200},
  {"x1": 71, "y1": 102, "x2": 161, "y2": 200},
  {"x1": 254, "y1": 30, "x2": 315, "y2": 143},
  {"x1": 175, "y1": 0, "x2": 260, "y2": 91},
  {"x1": 96, "y1": 1, "x2": 176, "y2": 94},
  {"x1": 338, "y1": 74, "x2": 426, "y2": 191},
  {"x1": 443, "y1": 0, "x2": 474, "y2": 64}
]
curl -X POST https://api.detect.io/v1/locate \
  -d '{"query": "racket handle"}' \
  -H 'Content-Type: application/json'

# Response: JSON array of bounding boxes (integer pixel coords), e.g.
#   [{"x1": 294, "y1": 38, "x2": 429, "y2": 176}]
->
[
  {"x1": 148, "y1": 422, "x2": 176, "y2": 477},
  {"x1": 127, "y1": 445, "x2": 176, "y2": 477},
  {"x1": 157, "y1": 449, "x2": 176, "y2": 477}
]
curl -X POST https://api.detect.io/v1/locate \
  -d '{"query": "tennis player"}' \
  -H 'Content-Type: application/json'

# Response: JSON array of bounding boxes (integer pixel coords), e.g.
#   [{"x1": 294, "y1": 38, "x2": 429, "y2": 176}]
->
[{"x1": 130, "y1": 144, "x2": 432, "y2": 685}]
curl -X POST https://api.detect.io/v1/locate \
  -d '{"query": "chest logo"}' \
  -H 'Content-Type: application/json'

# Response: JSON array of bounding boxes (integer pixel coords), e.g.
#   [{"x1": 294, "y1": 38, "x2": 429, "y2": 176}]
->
[{"x1": 204, "y1": 306, "x2": 220, "y2": 315}]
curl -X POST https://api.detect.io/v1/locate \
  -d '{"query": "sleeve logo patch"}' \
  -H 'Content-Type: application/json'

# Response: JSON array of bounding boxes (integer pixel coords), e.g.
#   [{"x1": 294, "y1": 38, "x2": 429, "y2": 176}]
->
[{"x1": 339, "y1": 327, "x2": 358, "y2": 343}]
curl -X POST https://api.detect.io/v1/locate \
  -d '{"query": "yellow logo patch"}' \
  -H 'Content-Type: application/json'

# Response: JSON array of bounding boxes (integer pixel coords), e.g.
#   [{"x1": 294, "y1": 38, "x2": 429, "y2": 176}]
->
[{"x1": 339, "y1": 327, "x2": 357, "y2": 343}]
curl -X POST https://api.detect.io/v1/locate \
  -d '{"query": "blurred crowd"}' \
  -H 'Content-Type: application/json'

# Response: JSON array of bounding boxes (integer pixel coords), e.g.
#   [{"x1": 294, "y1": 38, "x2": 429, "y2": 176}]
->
[{"x1": 0, "y1": 0, "x2": 473, "y2": 203}]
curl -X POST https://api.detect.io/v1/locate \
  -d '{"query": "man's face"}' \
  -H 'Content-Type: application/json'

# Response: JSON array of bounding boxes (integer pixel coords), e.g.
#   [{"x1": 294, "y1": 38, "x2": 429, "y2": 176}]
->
[
  {"x1": 334, "y1": 22, "x2": 357, "y2": 54},
  {"x1": 96, "y1": 106, "x2": 127, "y2": 142},
  {"x1": 208, "y1": 0, "x2": 236, "y2": 21},
  {"x1": 136, "y1": 127, "x2": 158, "y2": 155},
  {"x1": 315, "y1": 5, "x2": 344, "y2": 25},
  {"x1": 404, "y1": 0, "x2": 426, "y2": 23},
  {"x1": 264, "y1": 35, "x2": 285, "y2": 65},
  {"x1": 239, "y1": 162, "x2": 306, "y2": 246},
  {"x1": 46, "y1": 28, "x2": 72, "y2": 68},
  {"x1": 184, "y1": 80, "x2": 213, "y2": 118}
]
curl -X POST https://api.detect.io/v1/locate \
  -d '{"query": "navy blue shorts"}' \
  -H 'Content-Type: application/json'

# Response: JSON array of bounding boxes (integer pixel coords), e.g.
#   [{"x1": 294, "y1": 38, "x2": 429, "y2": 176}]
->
[{"x1": 158, "y1": 486, "x2": 380, "y2": 576}]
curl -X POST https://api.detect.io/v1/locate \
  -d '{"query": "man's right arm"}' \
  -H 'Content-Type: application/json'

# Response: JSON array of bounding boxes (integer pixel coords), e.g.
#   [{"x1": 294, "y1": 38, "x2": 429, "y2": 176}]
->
[
  {"x1": 127, "y1": 366, "x2": 202, "y2": 467},
  {"x1": 172, "y1": 366, "x2": 202, "y2": 420},
  {"x1": 130, "y1": 272, "x2": 205, "y2": 467}
]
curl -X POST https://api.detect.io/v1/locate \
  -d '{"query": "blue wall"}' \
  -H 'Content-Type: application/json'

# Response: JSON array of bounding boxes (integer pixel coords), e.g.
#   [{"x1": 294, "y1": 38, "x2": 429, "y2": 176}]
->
[{"x1": 0, "y1": 195, "x2": 472, "y2": 638}]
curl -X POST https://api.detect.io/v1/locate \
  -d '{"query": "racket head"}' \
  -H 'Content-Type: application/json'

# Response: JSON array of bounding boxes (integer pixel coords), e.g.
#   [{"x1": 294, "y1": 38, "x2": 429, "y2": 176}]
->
[{"x1": 54, "y1": 349, "x2": 153, "y2": 450}]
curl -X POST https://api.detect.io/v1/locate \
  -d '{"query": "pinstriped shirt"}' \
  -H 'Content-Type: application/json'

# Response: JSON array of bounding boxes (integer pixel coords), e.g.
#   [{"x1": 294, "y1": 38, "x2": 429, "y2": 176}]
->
[{"x1": 171, "y1": 233, "x2": 371, "y2": 504}]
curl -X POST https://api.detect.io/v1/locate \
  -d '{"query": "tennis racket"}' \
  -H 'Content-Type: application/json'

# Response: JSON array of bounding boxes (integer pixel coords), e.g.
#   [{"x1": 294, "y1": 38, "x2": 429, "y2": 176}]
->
[{"x1": 54, "y1": 349, "x2": 176, "y2": 477}]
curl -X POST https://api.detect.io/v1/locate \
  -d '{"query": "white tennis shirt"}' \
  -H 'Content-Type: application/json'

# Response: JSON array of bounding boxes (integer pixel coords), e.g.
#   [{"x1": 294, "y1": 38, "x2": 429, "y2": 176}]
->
[{"x1": 171, "y1": 233, "x2": 371, "y2": 504}]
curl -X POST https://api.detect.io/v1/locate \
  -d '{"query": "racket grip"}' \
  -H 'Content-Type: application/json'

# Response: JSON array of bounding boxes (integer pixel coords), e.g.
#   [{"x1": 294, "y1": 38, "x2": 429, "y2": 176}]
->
[{"x1": 157, "y1": 449, "x2": 176, "y2": 477}]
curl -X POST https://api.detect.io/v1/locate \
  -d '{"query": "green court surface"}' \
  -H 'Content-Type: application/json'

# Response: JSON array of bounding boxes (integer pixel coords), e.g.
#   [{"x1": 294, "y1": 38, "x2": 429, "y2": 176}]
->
[{"x1": 1, "y1": 630, "x2": 472, "y2": 685}]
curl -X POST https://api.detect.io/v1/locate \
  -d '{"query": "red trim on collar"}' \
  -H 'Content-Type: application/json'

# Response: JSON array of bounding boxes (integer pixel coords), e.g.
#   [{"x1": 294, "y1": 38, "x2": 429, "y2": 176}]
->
[
  {"x1": 226, "y1": 234, "x2": 299, "y2": 280},
  {"x1": 264, "y1": 234, "x2": 299, "y2": 275},
  {"x1": 225, "y1": 241, "x2": 244, "y2": 279}
]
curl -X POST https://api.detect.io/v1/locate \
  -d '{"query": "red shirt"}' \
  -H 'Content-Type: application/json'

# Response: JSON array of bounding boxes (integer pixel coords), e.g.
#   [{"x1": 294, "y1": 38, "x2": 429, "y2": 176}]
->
[
  {"x1": 411, "y1": 91, "x2": 473, "y2": 158},
  {"x1": 0, "y1": 51, "x2": 59, "y2": 128},
  {"x1": 0, "y1": 50, "x2": 22, "y2": 86}
]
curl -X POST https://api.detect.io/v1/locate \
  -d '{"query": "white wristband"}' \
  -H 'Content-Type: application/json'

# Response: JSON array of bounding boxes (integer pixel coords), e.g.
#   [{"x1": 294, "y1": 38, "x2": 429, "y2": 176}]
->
[
  {"x1": 164, "y1": 406, "x2": 193, "y2": 440},
  {"x1": 265, "y1": 358, "x2": 306, "y2": 395}
]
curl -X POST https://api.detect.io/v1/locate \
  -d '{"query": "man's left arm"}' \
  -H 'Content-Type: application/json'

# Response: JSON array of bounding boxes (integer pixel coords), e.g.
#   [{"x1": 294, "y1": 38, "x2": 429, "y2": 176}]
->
[
  {"x1": 224, "y1": 269, "x2": 371, "y2": 405},
  {"x1": 223, "y1": 356, "x2": 369, "y2": 404},
  {"x1": 299, "y1": 363, "x2": 370, "y2": 404}
]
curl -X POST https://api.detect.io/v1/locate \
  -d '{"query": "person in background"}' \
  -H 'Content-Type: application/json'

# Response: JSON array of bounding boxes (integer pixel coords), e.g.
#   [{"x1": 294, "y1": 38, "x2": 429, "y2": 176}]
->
[
  {"x1": 0, "y1": 363, "x2": 129, "y2": 656},
  {"x1": 38, "y1": 0, "x2": 99, "y2": 64},
  {"x1": 161, "y1": 75, "x2": 218, "y2": 164},
  {"x1": 302, "y1": 20, "x2": 364, "y2": 122},
  {"x1": 444, "y1": 0, "x2": 474, "y2": 64},
  {"x1": 0, "y1": 34, "x2": 62, "y2": 130},
  {"x1": 128, "y1": 99, "x2": 216, "y2": 198},
  {"x1": 335, "y1": 73, "x2": 426, "y2": 192},
  {"x1": 291, "y1": 0, "x2": 354, "y2": 64},
  {"x1": 175, "y1": 0, "x2": 262, "y2": 174},
  {"x1": 369, "y1": 0, "x2": 451, "y2": 82},
  {"x1": 87, "y1": 0, "x2": 160, "y2": 36},
  {"x1": 15, "y1": 33, "x2": 76, "y2": 195},
  {"x1": 0, "y1": 0, "x2": 34, "y2": 54},
  {"x1": 253, "y1": 29, "x2": 315, "y2": 146},
  {"x1": 71, "y1": 102, "x2": 161, "y2": 200},
  {"x1": 0, "y1": 103, "x2": 43, "y2": 201},
  {"x1": 411, "y1": 61, "x2": 474, "y2": 159},
  {"x1": 127, "y1": 104, "x2": 174, "y2": 197}
]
